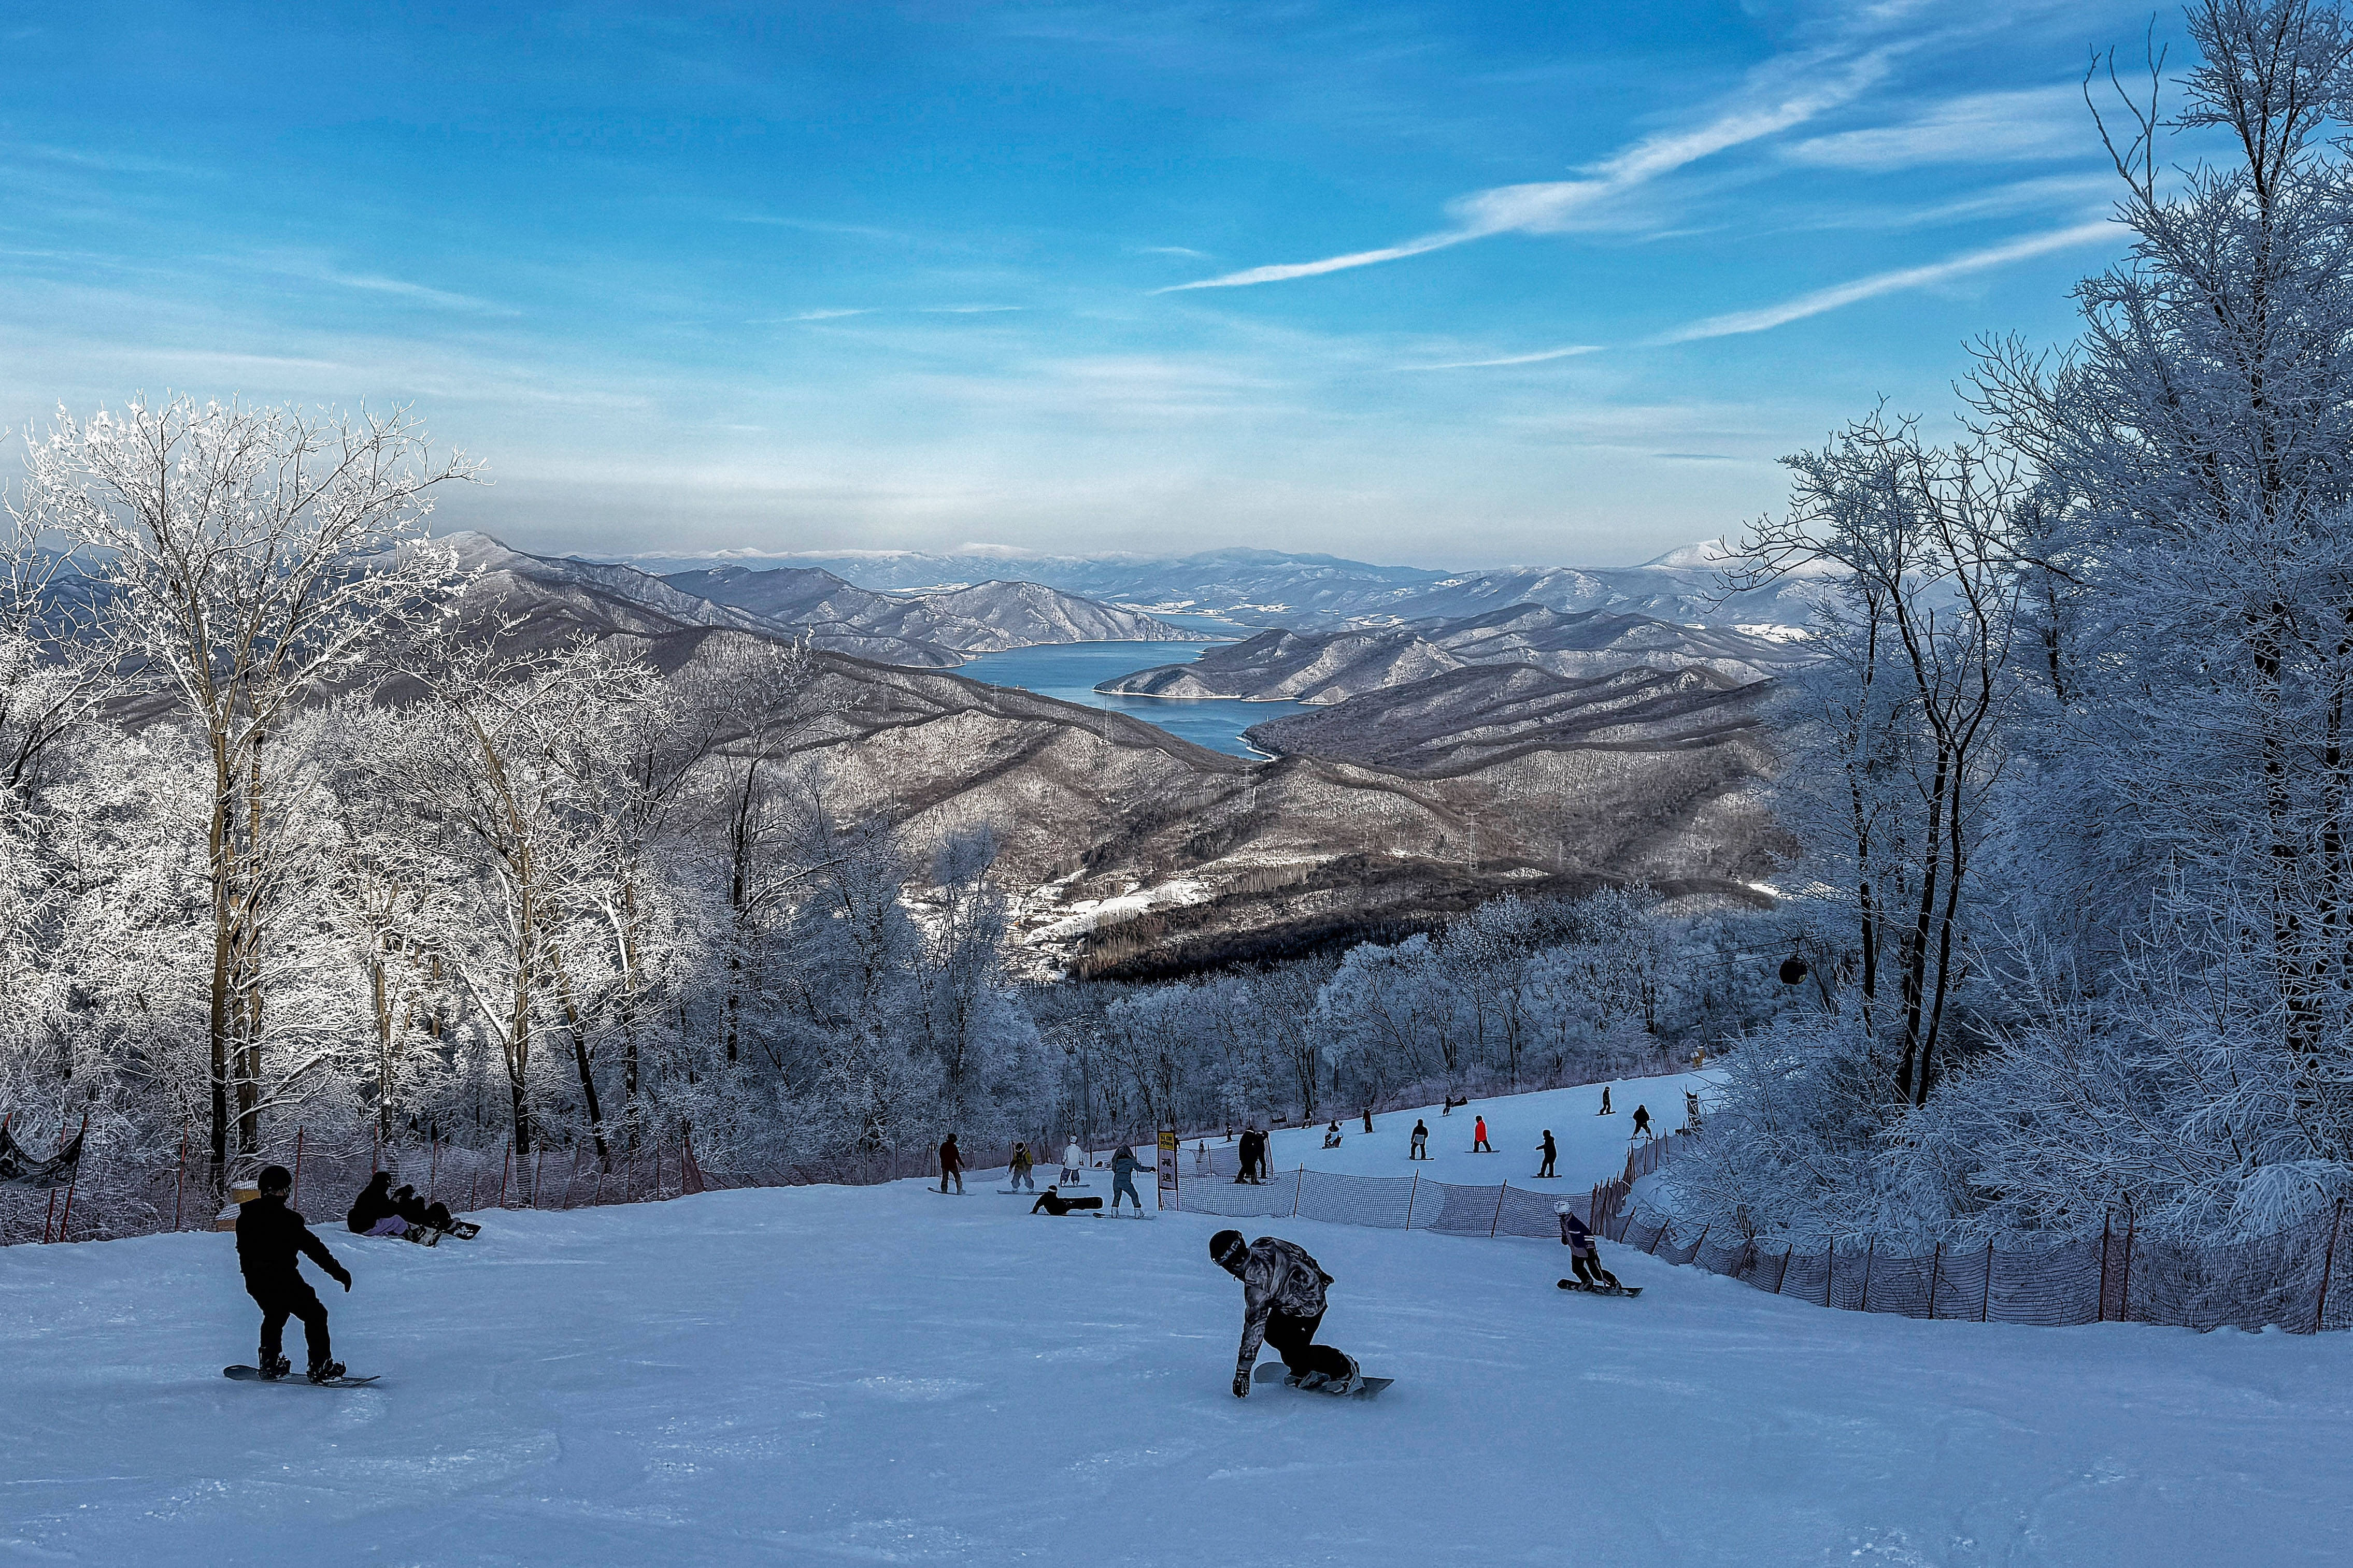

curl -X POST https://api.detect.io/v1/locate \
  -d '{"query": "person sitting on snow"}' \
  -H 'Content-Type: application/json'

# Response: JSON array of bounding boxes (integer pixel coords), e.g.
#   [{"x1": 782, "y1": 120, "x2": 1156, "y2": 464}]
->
[
  {"x1": 1555, "y1": 1202, "x2": 1622, "y2": 1290},
  {"x1": 393, "y1": 1184, "x2": 454, "y2": 1233},
  {"x1": 345, "y1": 1172, "x2": 407, "y2": 1236},
  {"x1": 1321, "y1": 1121, "x2": 1343, "y2": 1149},
  {"x1": 1209, "y1": 1229, "x2": 1361, "y2": 1397}
]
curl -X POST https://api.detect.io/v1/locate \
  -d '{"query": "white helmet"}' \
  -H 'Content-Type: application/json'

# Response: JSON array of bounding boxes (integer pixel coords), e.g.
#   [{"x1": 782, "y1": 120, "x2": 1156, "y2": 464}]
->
[{"x1": 1553, "y1": 1201, "x2": 1572, "y2": 1215}]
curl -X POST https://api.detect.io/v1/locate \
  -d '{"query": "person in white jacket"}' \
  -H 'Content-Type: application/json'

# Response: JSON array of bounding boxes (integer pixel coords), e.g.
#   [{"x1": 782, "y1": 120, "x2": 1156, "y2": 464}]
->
[{"x1": 1060, "y1": 1139, "x2": 1085, "y2": 1185}]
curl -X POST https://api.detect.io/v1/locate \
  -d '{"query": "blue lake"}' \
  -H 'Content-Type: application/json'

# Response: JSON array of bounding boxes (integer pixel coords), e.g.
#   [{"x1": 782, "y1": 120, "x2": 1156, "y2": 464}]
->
[{"x1": 952, "y1": 639, "x2": 1308, "y2": 758}]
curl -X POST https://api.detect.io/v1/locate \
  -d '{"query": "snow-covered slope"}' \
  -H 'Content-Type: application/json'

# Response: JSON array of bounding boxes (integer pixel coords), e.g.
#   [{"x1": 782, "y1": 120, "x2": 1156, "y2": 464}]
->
[
  {"x1": 1100, "y1": 608, "x2": 1796, "y2": 707},
  {"x1": 669, "y1": 565, "x2": 1191, "y2": 654},
  {"x1": 5, "y1": 1135, "x2": 2345, "y2": 1565}
]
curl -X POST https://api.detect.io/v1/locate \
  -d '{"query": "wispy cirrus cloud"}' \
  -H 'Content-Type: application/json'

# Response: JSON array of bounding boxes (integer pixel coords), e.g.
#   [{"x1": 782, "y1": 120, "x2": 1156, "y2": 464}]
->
[
  {"x1": 1394, "y1": 344, "x2": 1603, "y2": 371},
  {"x1": 1159, "y1": 42, "x2": 1903, "y2": 292},
  {"x1": 1655, "y1": 218, "x2": 2113, "y2": 342},
  {"x1": 1784, "y1": 84, "x2": 2088, "y2": 170}
]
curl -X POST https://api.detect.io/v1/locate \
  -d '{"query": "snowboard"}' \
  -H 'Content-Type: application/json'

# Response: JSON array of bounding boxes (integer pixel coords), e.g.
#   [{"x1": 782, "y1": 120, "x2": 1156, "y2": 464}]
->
[
  {"x1": 1556, "y1": 1279, "x2": 1643, "y2": 1297},
  {"x1": 439, "y1": 1220, "x2": 481, "y2": 1240},
  {"x1": 1253, "y1": 1361, "x2": 1391, "y2": 1399},
  {"x1": 996, "y1": 1187, "x2": 1043, "y2": 1195},
  {"x1": 393, "y1": 1224, "x2": 439, "y2": 1247},
  {"x1": 224, "y1": 1365, "x2": 380, "y2": 1388}
]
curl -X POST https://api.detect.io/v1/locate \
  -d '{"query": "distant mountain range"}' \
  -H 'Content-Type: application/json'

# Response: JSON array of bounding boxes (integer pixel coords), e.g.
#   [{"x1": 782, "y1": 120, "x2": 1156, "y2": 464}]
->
[
  {"x1": 1099, "y1": 605, "x2": 1799, "y2": 704},
  {"x1": 616, "y1": 541, "x2": 1829, "y2": 638},
  {"x1": 435, "y1": 534, "x2": 1187, "y2": 666}
]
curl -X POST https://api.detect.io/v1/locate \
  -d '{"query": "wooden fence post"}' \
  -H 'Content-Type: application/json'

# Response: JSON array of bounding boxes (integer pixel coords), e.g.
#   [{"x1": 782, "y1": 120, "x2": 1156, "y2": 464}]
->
[
  {"x1": 1980, "y1": 1239, "x2": 1995, "y2": 1322},
  {"x1": 1774, "y1": 1244, "x2": 1791, "y2": 1294},
  {"x1": 1490, "y1": 1183, "x2": 1508, "y2": 1238},
  {"x1": 427, "y1": 1139, "x2": 440, "y2": 1207},
  {"x1": 291, "y1": 1126, "x2": 305, "y2": 1213},
  {"x1": 1291, "y1": 1164, "x2": 1305, "y2": 1219},
  {"x1": 1403, "y1": 1172, "x2": 1418, "y2": 1229},
  {"x1": 1860, "y1": 1237, "x2": 1875, "y2": 1312},
  {"x1": 2117, "y1": 1214, "x2": 2135, "y2": 1325},
  {"x1": 497, "y1": 1141, "x2": 512, "y2": 1209},
  {"x1": 2314, "y1": 1199, "x2": 2343, "y2": 1335},
  {"x1": 2097, "y1": 1212, "x2": 2113, "y2": 1323},
  {"x1": 173, "y1": 1123, "x2": 188, "y2": 1233}
]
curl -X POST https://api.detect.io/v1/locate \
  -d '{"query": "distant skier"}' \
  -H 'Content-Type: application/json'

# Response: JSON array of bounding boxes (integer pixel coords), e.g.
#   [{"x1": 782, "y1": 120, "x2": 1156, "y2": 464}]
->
[
  {"x1": 939, "y1": 1134, "x2": 964, "y2": 1193},
  {"x1": 345, "y1": 1172, "x2": 405, "y2": 1236},
  {"x1": 1555, "y1": 1202, "x2": 1622, "y2": 1290},
  {"x1": 1109, "y1": 1143, "x2": 1146, "y2": 1212},
  {"x1": 1061, "y1": 1138, "x2": 1084, "y2": 1185},
  {"x1": 1599, "y1": 1086, "x2": 1613, "y2": 1115},
  {"x1": 1008, "y1": 1143, "x2": 1036, "y2": 1191},
  {"x1": 1321, "y1": 1121, "x2": 1343, "y2": 1149},
  {"x1": 1033, "y1": 1188, "x2": 1102, "y2": 1215},
  {"x1": 1361, "y1": 1107, "x2": 1374, "y2": 1133},
  {"x1": 235, "y1": 1164, "x2": 351, "y2": 1383},
  {"x1": 1234, "y1": 1125, "x2": 1265, "y2": 1185},
  {"x1": 1409, "y1": 1119, "x2": 1429, "y2": 1160},
  {"x1": 1632, "y1": 1105, "x2": 1652, "y2": 1139},
  {"x1": 1536, "y1": 1130, "x2": 1557, "y2": 1179},
  {"x1": 1473, "y1": 1115, "x2": 1493, "y2": 1153},
  {"x1": 1195, "y1": 1140, "x2": 1210, "y2": 1176},
  {"x1": 1209, "y1": 1230, "x2": 1361, "y2": 1397}
]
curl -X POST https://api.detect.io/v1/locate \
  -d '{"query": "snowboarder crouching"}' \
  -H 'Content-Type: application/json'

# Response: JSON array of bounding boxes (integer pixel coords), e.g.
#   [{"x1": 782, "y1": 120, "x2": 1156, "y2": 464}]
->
[
  {"x1": 1032, "y1": 1189, "x2": 1103, "y2": 1215},
  {"x1": 1555, "y1": 1202, "x2": 1622, "y2": 1290},
  {"x1": 237, "y1": 1163, "x2": 351, "y2": 1383},
  {"x1": 1209, "y1": 1230, "x2": 1360, "y2": 1396},
  {"x1": 1321, "y1": 1121, "x2": 1343, "y2": 1149},
  {"x1": 394, "y1": 1184, "x2": 453, "y2": 1233}
]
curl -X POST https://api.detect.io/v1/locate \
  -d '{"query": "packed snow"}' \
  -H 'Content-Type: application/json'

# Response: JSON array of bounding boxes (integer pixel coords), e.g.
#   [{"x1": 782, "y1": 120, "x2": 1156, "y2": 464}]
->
[{"x1": 4, "y1": 1124, "x2": 2346, "y2": 1566}]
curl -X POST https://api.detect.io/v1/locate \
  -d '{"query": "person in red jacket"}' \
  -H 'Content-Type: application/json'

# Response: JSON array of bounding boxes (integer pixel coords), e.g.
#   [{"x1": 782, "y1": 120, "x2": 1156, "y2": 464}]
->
[{"x1": 1473, "y1": 1115, "x2": 1493, "y2": 1153}]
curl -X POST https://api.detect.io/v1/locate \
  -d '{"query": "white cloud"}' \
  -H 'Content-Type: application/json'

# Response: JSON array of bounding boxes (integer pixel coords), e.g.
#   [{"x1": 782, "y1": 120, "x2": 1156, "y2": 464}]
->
[
  {"x1": 1784, "y1": 85, "x2": 2088, "y2": 170},
  {"x1": 1159, "y1": 43, "x2": 1900, "y2": 292},
  {"x1": 1395, "y1": 344, "x2": 1604, "y2": 371},
  {"x1": 1655, "y1": 219, "x2": 2114, "y2": 342}
]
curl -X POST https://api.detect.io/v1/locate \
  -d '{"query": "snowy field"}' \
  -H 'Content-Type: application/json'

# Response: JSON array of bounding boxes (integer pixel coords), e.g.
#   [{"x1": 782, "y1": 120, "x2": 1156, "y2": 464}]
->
[{"x1": 5, "y1": 1161, "x2": 2349, "y2": 1566}]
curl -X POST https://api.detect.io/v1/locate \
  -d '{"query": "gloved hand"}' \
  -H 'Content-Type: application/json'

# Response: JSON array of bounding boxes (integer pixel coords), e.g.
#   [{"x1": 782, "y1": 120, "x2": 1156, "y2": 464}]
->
[
  {"x1": 335, "y1": 1272, "x2": 352, "y2": 1292},
  {"x1": 1232, "y1": 1370, "x2": 1251, "y2": 1399}
]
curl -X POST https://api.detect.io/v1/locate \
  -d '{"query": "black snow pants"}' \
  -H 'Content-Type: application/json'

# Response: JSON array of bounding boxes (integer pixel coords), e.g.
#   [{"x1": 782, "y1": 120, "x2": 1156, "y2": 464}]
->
[
  {"x1": 1263, "y1": 1308, "x2": 1353, "y2": 1385},
  {"x1": 249, "y1": 1278, "x2": 332, "y2": 1367},
  {"x1": 1570, "y1": 1253, "x2": 1620, "y2": 1289}
]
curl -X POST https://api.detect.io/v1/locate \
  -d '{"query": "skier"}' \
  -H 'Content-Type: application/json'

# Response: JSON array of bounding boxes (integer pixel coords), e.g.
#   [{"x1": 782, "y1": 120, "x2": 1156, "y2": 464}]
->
[
  {"x1": 345, "y1": 1172, "x2": 405, "y2": 1236},
  {"x1": 1632, "y1": 1104, "x2": 1652, "y2": 1139},
  {"x1": 1555, "y1": 1202, "x2": 1623, "y2": 1290},
  {"x1": 1361, "y1": 1107, "x2": 1374, "y2": 1134},
  {"x1": 1109, "y1": 1142, "x2": 1146, "y2": 1212},
  {"x1": 1208, "y1": 1230, "x2": 1361, "y2": 1397},
  {"x1": 1409, "y1": 1119, "x2": 1429, "y2": 1160},
  {"x1": 1473, "y1": 1114, "x2": 1493, "y2": 1153},
  {"x1": 1321, "y1": 1121, "x2": 1343, "y2": 1149},
  {"x1": 1195, "y1": 1140, "x2": 1211, "y2": 1176},
  {"x1": 939, "y1": 1133, "x2": 964, "y2": 1193},
  {"x1": 1600, "y1": 1086, "x2": 1613, "y2": 1115},
  {"x1": 1061, "y1": 1137, "x2": 1084, "y2": 1185},
  {"x1": 1032, "y1": 1188, "x2": 1102, "y2": 1215},
  {"x1": 235, "y1": 1163, "x2": 351, "y2": 1383},
  {"x1": 1008, "y1": 1142, "x2": 1036, "y2": 1191},
  {"x1": 1536, "y1": 1130, "x2": 1557, "y2": 1179}
]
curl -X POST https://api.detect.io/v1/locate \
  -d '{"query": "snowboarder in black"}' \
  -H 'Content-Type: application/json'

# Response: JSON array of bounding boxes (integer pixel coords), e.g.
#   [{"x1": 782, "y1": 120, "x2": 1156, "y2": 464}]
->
[
  {"x1": 1632, "y1": 1104, "x2": 1652, "y2": 1139},
  {"x1": 1233, "y1": 1125, "x2": 1265, "y2": 1184},
  {"x1": 1032, "y1": 1188, "x2": 1102, "y2": 1215},
  {"x1": 236, "y1": 1164, "x2": 352, "y2": 1383},
  {"x1": 1599, "y1": 1086, "x2": 1613, "y2": 1115},
  {"x1": 1209, "y1": 1230, "x2": 1360, "y2": 1397},
  {"x1": 1555, "y1": 1202, "x2": 1622, "y2": 1290},
  {"x1": 938, "y1": 1134, "x2": 964, "y2": 1193},
  {"x1": 1536, "y1": 1130, "x2": 1557, "y2": 1179},
  {"x1": 1409, "y1": 1119, "x2": 1429, "y2": 1159}
]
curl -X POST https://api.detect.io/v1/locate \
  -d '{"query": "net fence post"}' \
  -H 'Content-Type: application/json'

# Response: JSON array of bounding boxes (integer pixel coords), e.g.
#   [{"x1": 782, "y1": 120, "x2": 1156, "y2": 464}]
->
[
  {"x1": 2118, "y1": 1213, "x2": 2135, "y2": 1324},
  {"x1": 1927, "y1": 1242, "x2": 1941, "y2": 1318},
  {"x1": 1490, "y1": 1183, "x2": 1507, "y2": 1238},
  {"x1": 1860, "y1": 1236, "x2": 1875, "y2": 1312},
  {"x1": 291, "y1": 1125, "x2": 305, "y2": 1213},
  {"x1": 173, "y1": 1123, "x2": 188, "y2": 1233},
  {"x1": 1404, "y1": 1172, "x2": 1418, "y2": 1229},
  {"x1": 1775, "y1": 1244, "x2": 1791, "y2": 1294},
  {"x1": 2097, "y1": 1212, "x2": 2112, "y2": 1322},
  {"x1": 1980, "y1": 1239, "x2": 1994, "y2": 1322},
  {"x1": 1292, "y1": 1164, "x2": 1304, "y2": 1218},
  {"x1": 2315, "y1": 1198, "x2": 2344, "y2": 1334}
]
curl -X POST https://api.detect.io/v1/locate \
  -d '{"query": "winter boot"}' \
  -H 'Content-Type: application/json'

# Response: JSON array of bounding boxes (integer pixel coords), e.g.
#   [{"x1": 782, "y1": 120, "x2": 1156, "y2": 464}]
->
[
  {"x1": 1321, "y1": 1356, "x2": 1364, "y2": 1396},
  {"x1": 258, "y1": 1351, "x2": 292, "y2": 1381},
  {"x1": 307, "y1": 1359, "x2": 347, "y2": 1385}
]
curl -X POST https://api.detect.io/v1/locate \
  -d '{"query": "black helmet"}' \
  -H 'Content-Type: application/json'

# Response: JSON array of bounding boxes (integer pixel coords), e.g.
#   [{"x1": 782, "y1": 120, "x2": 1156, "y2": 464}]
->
[
  {"x1": 255, "y1": 1164, "x2": 293, "y2": 1192},
  {"x1": 1209, "y1": 1229, "x2": 1248, "y2": 1268}
]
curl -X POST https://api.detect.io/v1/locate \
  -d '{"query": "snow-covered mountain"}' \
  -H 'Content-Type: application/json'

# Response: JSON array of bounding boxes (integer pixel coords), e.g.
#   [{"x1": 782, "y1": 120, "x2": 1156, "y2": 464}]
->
[
  {"x1": 1099, "y1": 606, "x2": 1799, "y2": 704},
  {"x1": 663, "y1": 564, "x2": 1191, "y2": 654},
  {"x1": 619, "y1": 540, "x2": 1828, "y2": 637}
]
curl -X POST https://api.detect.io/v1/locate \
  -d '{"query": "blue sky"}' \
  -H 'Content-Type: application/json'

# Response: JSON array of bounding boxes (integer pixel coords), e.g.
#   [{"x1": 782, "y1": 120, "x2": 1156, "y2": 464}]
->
[{"x1": 0, "y1": 1, "x2": 2176, "y2": 568}]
